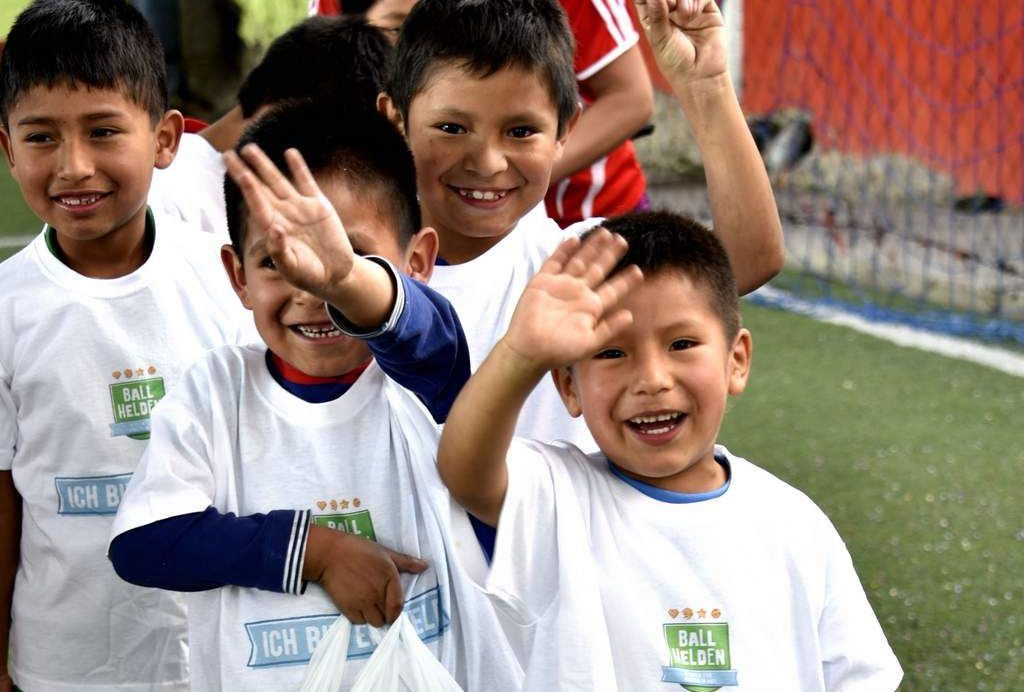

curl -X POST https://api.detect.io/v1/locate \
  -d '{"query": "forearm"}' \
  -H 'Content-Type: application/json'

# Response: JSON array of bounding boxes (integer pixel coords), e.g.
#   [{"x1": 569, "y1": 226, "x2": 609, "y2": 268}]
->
[
  {"x1": 0, "y1": 472, "x2": 20, "y2": 681},
  {"x1": 437, "y1": 339, "x2": 546, "y2": 526},
  {"x1": 673, "y1": 73, "x2": 784, "y2": 293},
  {"x1": 109, "y1": 507, "x2": 310, "y2": 595},
  {"x1": 551, "y1": 47, "x2": 654, "y2": 183},
  {"x1": 320, "y1": 254, "x2": 397, "y2": 330}
]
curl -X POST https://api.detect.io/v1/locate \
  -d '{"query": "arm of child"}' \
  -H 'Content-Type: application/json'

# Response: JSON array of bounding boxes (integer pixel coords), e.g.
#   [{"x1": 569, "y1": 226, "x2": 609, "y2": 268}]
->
[
  {"x1": 437, "y1": 230, "x2": 642, "y2": 525},
  {"x1": 550, "y1": 45, "x2": 654, "y2": 183},
  {"x1": 111, "y1": 509, "x2": 427, "y2": 627},
  {"x1": 223, "y1": 144, "x2": 397, "y2": 329},
  {"x1": 635, "y1": 0, "x2": 784, "y2": 294},
  {"x1": 0, "y1": 471, "x2": 18, "y2": 692}
]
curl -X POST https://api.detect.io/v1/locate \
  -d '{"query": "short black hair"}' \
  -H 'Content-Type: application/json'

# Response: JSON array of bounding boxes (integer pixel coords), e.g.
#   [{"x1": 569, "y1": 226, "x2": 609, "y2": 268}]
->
[
  {"x1": 388, "y1": 0, "x2": 578, "y2": 136},
  {"x1": 0, "y1": 0, "x2": 167, "y2": 128},
  {"x1": 225, "y1": 99, "x2": 420, "y2": 258},
  {"x1": 600, "y1": 211, "x2": 741, "y2": 340},
  {"x1": 237, "y1": 15, "x2": 392, "y2": 118}
]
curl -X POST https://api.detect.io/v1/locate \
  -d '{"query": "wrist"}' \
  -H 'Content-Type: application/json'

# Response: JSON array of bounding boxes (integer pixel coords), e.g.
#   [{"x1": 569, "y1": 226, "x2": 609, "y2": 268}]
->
[
  {"x1": 301, "y1": 525, "x2": 328, "y2": 583},
  {"x1": 495, "y1": 337, "x2": 554, "y2": 385}
]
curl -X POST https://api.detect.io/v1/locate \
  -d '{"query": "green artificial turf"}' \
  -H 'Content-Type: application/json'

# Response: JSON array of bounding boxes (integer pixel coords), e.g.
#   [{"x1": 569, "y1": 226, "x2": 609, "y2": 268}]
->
[{"x1": 725, "y1": 301, "x2": 1024, "y2": 690}]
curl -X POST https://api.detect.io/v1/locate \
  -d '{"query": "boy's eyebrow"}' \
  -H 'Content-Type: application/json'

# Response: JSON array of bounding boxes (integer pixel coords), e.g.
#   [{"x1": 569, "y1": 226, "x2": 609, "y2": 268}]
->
[
  {"x1": 15, "y1": 110, "x2": 130, "y2": 127},
  {"x1": 431, "y1": 106, "x2": 546, "y2": 124}
]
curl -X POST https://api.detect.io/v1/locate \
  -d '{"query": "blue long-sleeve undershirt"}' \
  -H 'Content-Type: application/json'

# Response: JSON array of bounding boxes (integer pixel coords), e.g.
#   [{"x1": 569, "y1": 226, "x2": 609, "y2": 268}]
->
[{"x1": 110, "y1": 270, "x2": 469, "y2": 594}]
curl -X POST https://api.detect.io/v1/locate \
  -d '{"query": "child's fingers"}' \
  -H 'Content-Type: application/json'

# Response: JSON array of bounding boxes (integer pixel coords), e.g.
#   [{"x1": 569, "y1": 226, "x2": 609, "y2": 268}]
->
[
  {"x1": 538, "y1": 236, "x2": 582, "y2": 276},
  {"x1": 568, "y1": 229, "x2": 628, "y2": 287},
  {"x1": 284, "y1": 148, "x2": 321, "y2": 199},
  {"x1": 383, "y1": 572, "x2": 405, "y2": 624},
  {"x1": 223, "y1": 150, "x2": 276, "y2": 228},
  {"x1": 239, "y1": 143, "x2": 298, "y2": 201},
  {"x1": 597, "y1": 264, "x2": 644, "y2": 312}
]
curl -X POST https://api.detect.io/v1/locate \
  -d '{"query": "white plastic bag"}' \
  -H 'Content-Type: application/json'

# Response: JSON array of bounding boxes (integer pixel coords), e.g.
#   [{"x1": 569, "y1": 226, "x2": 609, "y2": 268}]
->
[{"x1": 299, "y1": 611, "x2": 464, "y2": 692}]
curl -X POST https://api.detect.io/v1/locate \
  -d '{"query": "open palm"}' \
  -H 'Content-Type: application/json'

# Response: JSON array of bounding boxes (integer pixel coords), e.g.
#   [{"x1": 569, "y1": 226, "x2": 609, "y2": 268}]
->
[
  {"x1": 504, "y1": 230, "x2": 643, "y2": 370},
  {"x1": 224, "y1": 144, "x2": 355, "y2": 298}
]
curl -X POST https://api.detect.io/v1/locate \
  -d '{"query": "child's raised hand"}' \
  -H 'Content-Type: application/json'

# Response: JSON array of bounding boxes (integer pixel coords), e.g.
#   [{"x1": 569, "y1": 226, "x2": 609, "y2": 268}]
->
[
  {"x1": 224, "y1": 144, "x2": 355, "y2": 301},
  {"x1": 303, "y1": 526, "x2": 428, "y2": 628},
  {"x1": 634, "y1": 0, "x2": 726, "y2": 84},
  {"x1": 503, "y1": 229, "x2": 642, "y2": 371}
]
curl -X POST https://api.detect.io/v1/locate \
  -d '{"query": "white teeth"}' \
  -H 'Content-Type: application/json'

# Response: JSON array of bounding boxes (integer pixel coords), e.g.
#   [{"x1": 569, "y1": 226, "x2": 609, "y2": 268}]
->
[
  {"x1": 458, "y1": 188, "x2": 507, "y2": 201},
  {"x1": 295, "y1": 325, "x2": 342, "y2": 339},
  {"x1": 630, "y1": 412, "x2": 682, "y2": 424},
  {"x1": 58, "y1": 194, "x2": 102, "y2": 206}
]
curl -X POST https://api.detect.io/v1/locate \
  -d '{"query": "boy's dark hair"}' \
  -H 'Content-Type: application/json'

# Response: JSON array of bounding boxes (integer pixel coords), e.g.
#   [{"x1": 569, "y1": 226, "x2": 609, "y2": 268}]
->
[
  {"x1": 600, "y1": 211, "x2": 741, "y2": 340},
  {"x1": 0, "y1": 0, "x2": 167, "y2": 127},
  {"x1": 225, "y1": 99, "x2": 420, "y2": 258},
  {"x1": 237, "y1": 15, "x2": 392, "y2": 119},
  {"x1": 388, "y1": 0, "x2": 578, "y2": 136}
]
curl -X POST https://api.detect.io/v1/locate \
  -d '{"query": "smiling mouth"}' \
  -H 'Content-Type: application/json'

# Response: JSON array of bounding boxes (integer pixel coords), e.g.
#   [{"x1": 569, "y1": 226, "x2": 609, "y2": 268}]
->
[
  {"x1": 291, "y1": 324, "x2": 344, "y2": 340},
  {"x1": 53, "y1": 192, "x2": 108, "y2": 207},
  {"x1": 452, "y1": 187, "x2": 510, "y2": 202},
  {"x1": 627, "y1": 412, "x2": 685, "y2": 436}
]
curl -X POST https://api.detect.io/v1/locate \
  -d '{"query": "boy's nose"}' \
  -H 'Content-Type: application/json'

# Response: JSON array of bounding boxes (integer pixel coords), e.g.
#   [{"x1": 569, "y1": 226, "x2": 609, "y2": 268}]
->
[
  {"x1": 56, "y1": 139, "x2": 94, "y2": 181},
  {"x1": 632, "y1": 354, "x2": 673, "y2": 395},
  {"x1": 464, "y1": 137, "x2": 509, "y2": 178}
]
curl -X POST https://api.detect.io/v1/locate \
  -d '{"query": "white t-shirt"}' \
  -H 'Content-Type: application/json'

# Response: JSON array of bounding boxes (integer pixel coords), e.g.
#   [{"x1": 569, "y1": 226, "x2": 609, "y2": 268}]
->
[
  {"x1": 149, "y1": 132, "x2": 229, "y2": 241},
  {"x1": 430, "y1": 213, "x2": 600, "y2": 451},
  {"x1": 111, "y1": 345, "x2": 522, "y2": 691},
  {"x1": 482, "y1": 441, "x2": 903, "y2": 692},
  {"x1": 0, "y1": 219, "x2": 251, "y2": 692}
]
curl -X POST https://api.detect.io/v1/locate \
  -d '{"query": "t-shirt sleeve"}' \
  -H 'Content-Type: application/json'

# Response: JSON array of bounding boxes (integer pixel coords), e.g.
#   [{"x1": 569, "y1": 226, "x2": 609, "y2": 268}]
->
[
  {"x1": 818, "y1": 527, "x2": 904, "y2": 690},
  {"x1": 485, "y1": 440, "x2": 565, "y2": 626},
  {"x1": 566, "y1": 0, "x2": 640, "y2": 80},
  {"x1": 0, "y1": 362, "x2": 14, "y2": 470},
  {"x1": 109, "y1": 379, "x2": 218, "y2": 539}
]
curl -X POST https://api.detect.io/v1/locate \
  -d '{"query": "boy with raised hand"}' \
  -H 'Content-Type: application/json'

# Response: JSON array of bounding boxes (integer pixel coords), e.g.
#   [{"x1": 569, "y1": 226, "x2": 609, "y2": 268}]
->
[
  {"x1": 0, "y1": 1, "x2": 251, "y2": 689},
  {"x1": 109, "y1": 100, "x2": 521, "y2": 691},
  {"x1": 437, "y1": 214, "x2": 902, "y2": 691},
  {"x1": 381, "y1": 0, "x2": 783, "y2": 452}
]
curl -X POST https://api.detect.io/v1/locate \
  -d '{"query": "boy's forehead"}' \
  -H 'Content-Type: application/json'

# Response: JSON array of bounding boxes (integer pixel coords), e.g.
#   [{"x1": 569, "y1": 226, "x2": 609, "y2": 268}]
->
[
  {"x1": 413, "y1": 59, "x2": 560, "y2": 118},
  {"x1": 9, "y1": 81, "x2": 146, "y2": 121}
]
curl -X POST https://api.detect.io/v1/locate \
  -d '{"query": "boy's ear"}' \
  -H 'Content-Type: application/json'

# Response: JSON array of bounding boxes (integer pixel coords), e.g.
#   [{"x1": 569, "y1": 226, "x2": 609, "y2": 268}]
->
[
  {"x1": 220, "y1": 244, "x2": 253, "y2": 310},
  {"x1": 403, "y1": 227, "x2": 439, "y2": 282},
  {"x1": 556, "y1": 103, "x2": 583, "y2": 150},
  {"x1": 154, "y1": 109, "x2": 185, "y2": 170},
  {"x1": 551, "y1": 366, "x2": 584, "y2": 418},
  {"x1": 727, "y1": 328, "x2": 753, "y2": 395},
  {"x1": 0, "y1": 127, "x2": 15, "y2": 169},
  {"x1": 377, "y1": 92, "x2": 406, "y2": 135}
]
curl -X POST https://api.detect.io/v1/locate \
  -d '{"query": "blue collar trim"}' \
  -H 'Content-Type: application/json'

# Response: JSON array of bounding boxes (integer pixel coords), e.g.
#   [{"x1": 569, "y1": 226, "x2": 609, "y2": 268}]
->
[{"x1": 608, "y1": 455, "x2": 731, "y2": 504}]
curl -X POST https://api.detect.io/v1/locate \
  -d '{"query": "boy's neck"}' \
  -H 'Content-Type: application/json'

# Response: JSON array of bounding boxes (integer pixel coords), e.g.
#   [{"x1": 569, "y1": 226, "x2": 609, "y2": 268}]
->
[
  {"x1": 431, "y1": 219, "x2": 515, "y2": 265},
  {"x1": 47, "y1": 207, "x2": 155, "y2": 279}
]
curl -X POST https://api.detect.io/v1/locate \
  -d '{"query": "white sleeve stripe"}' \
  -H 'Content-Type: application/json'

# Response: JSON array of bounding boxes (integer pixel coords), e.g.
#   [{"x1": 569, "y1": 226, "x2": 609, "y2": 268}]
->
[
  {"x1": 589, "y1": 0, "x2": 639, "y2": 47},
  {"x1": 283, "y1": 509, "x2": 311, "y2": 595},
  {"x1": 576, "y1": 0, "x2": 640, "y2": 81}
]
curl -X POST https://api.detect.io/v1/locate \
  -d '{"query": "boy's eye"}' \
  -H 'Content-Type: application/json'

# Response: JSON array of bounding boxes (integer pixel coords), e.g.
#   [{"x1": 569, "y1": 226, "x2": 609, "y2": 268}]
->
[
  {"x1": 507, "y1": 126, "x2": 536, "y2": 139},
  {"x1": 258, "y1": 256, "x2": 277, "y2": 270},
  {"x1": 594, "y1": 348, "x2": 625, "y2": 360},
  {"x1": 24, "y1": 132, "x2": 54, "y2": 144},
  {"x1": 90, "y1": 127, "x2": 118, "y2": 138},
  {"x1": 670, "y1": 339, "x2": 697, "y2": 351},
  {"x1": 436, "y1": 123, "x2": 466, "y2": 135}
]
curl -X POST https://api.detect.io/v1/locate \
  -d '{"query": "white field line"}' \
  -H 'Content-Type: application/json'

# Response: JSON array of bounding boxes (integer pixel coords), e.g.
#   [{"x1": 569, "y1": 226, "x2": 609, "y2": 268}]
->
[
  {"x1": 750, "y1": 286, "x2": 1024, "y2": 378},
  {"x1": 0, "y1": 235, "x2": 35, "y2": 249}
]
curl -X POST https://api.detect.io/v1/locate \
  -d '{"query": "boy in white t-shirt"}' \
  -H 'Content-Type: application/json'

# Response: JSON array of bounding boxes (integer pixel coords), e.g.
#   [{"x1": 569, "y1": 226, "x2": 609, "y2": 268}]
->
[
  {"x1": 0, "y1": 1, "x2": 251, "y2": 690},
  {"x1": 381, "y1": 0, "x2": 784, "y2": 452},
  {"x1": 109, "y1": 100, "x2": 521, "y2": 691},
  {"x1": 437, "y1": 213, "x2": 903, "y2": 691},
  {"x1": 148, "y1": 14, "x2": 393, "y2": 240}
]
